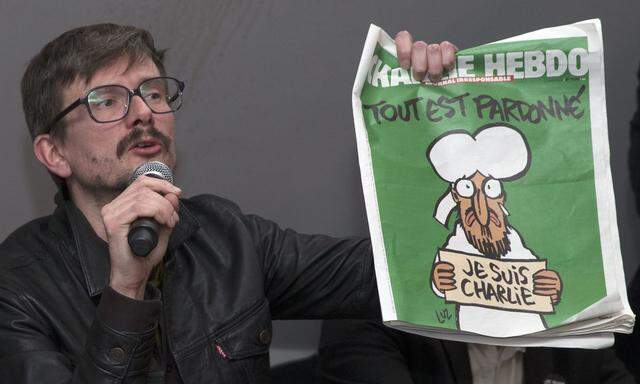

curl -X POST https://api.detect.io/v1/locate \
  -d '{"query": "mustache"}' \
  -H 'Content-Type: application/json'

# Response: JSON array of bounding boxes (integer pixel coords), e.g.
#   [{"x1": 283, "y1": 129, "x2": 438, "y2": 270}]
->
[
  {"x1": 116, "y1": 126, "x2": 172, "y2": 159},
  {"x1": 464, "y1": 206, "x2": 502, "y2": 228}
]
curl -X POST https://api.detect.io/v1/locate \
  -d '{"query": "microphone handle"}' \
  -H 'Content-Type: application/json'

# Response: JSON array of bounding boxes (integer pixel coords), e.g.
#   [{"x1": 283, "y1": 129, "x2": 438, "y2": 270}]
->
[{"x1": 128, "y1": 217, "x2": 159, "y2": 257}]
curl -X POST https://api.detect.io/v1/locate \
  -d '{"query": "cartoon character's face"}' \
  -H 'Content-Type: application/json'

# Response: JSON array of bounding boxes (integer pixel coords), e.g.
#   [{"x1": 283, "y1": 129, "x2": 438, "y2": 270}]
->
[{"x1": 451, "y1": 171, "x2": 510, "y2": 258}]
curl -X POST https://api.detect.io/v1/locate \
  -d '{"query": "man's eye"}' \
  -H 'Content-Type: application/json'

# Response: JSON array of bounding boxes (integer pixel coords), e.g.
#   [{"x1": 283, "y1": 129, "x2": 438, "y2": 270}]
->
[
  {"x1": 145, "y1": 92, "x2": 163, "y2": 101},
  {"x1": 484, "y1": 179, "x2": 502, "y2": 198},
  {"x1": 455, "y1": 179, "x2": 475, "y2": 198},
  {"x1": 93, "y1": 98, "x2": 117, "y2": 108}
]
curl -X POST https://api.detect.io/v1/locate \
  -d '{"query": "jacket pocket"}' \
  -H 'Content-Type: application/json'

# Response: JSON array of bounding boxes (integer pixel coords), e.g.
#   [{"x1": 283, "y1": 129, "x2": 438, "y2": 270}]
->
[{"x1": 211, "y1": 298, "x2": 272, "y2": 382}]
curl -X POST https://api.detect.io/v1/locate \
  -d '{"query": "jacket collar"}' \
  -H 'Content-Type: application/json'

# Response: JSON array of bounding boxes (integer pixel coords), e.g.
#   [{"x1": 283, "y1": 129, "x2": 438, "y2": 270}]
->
[
  {"x1": 442, "y1": 340, "x2": 473, "y2": 384},
  {"x1": 523, "y1": 347, "x2": 556, "y2": 383},
  {"x1": 53, "y1": 192, "x2": 199, "y2": 297}
]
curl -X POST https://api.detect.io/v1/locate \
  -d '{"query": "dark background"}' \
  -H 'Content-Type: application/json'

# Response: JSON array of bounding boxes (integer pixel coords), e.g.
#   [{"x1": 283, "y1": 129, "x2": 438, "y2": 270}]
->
[{"x1": 1, "y1": 0, "x2": 639, "y2": 366}]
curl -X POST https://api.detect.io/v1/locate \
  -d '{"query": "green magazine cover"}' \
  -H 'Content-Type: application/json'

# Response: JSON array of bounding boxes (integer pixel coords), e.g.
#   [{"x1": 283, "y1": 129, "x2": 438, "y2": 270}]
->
[{"x1": 352, "y1": 19, "x2": 634, "y2": 348}]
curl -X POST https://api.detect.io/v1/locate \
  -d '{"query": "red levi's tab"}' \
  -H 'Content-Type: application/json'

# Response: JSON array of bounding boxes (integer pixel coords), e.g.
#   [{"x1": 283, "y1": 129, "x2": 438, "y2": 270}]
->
[{"x1": 215, "y1": 345, "x2": 227, "y2": 359}]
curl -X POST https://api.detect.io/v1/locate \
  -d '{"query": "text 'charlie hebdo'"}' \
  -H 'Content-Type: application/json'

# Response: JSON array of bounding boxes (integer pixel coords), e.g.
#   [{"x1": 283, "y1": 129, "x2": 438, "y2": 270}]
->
[{"x1": 366, "y1": 48, "x2": 589, "y2": 87}]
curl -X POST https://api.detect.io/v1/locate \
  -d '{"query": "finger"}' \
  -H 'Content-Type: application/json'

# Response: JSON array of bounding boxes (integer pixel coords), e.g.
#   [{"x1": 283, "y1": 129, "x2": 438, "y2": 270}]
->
[
  {"x1": 171, "y1": 211, "x2": 179, "y2": 227},
  {"x1": 534, "y1": 272, "x2": 554, "y2": 279},
  {"x1": 534, "y1": 285, "x2": 560, "y2": 292},
  {"x1": 440, "y1": 284, "x2": 456, "y2": 291},
  {"x1": 108, "y1": 187, "x2": 168, "y2": 216},
  {"x1": 104, "y1": 202, "x2": 168, "y2": 233},
  {"x1": 131, "y1": 196, "x2": 177, "y2": 228},
  {"x1": 441, "y1": 41, "x2": 457, "y2": 70},
  {"x1": 130, "y1": 175, "x2": 182, "y2": 196},
  {"x1": 144, "y1": 192, "x2": 179, "y2": 227},
  {"x1": 113, "y1": 190, "x2": 178, "y2": 228},
  {"x1": 436, "y1": 262, "x2": 455, "y2": 270},
  {"x1": 439, "y1": 278, "x2": 456, "y2": 285},
  {"x1": 149, "y1": 225, "x2": 174, "y2": 262},
  {"x1": 436, "y1": 266, "x2": 454, "y2": 274},
  {"x1": 533, "y1": 283, "x2": 559, "y2": 290},
  {"x1": 442, "y1": 41, "x2": 459, "y2": 53},
  {"x1": 533, "y1": 288, "x2": 558, "y2": 296},
  {"x1": 437, "y1": 272, "x2": 455, "y2": 278},
  {"x1": 533, "y1": 277, "x2": 558, "y2": 285},
  {"x1": 534, "y1": 279, "x2": 559, "y2": 286},
  {"x1": 533, "y1": 270, "x2": 557, "y2": 278},
  {"x1": 395, "y1": 31, "x2": 413, "y2": 70},
  {"x1": 164, "y1": 192, "x2": 181, "y2": 212},
  {"x1": 426, "y1": 44, "x2": 443, "y2": 82},
  {"x1": 411, "y1": 41, "x2": 428, "y2": 81},
  {"x1": 533, "y1": 288, "x2": 557, "y2": 294}
]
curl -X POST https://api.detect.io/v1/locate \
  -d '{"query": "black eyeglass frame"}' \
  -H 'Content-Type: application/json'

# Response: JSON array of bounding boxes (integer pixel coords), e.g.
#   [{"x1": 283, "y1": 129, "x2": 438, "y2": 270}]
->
[{"x1": 45, "y1": 76, "x2": 185, "y2": 133}]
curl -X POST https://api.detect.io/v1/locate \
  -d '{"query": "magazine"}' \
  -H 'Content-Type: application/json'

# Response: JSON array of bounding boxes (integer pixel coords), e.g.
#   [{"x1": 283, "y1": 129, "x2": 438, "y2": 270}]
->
[{"x1": 352, "y1": 19, "x2": 634, "y2": 348}]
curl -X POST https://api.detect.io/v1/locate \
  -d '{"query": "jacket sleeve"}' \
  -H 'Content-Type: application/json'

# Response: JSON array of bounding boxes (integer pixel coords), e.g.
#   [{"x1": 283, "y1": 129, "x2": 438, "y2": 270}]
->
[
  {"x1": 243, "y1": 213, "x2": 380, "y2": 320},
  {"x1": 597, "y1": 347, "x2": 637, "y2": 384},
  {"x1": 0, "y1": 286, "x2": 161, "y2": 383}
]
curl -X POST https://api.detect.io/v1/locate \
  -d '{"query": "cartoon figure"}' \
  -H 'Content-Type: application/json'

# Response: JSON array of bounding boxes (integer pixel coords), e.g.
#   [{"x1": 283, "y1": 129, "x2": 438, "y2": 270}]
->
[{"x1": 427, "y1": 124, "x2": 562, "y2": 335}]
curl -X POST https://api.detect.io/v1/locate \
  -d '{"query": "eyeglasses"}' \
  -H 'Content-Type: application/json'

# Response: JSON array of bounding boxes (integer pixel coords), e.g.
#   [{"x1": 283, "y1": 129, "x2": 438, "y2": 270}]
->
[{"x1": 45, "y1": 76, "x2": 185, "y2": 133}]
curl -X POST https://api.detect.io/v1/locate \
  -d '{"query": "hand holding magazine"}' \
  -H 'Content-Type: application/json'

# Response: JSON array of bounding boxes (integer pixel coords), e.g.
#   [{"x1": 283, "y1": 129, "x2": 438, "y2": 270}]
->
[{"x1": 352, "y1": 19, "x2": 634, "y2": 349}]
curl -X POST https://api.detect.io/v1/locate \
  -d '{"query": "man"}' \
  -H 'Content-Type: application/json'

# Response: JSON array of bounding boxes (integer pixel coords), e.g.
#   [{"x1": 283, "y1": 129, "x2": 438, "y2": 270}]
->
[
  {"x1": 0, "y1": 24, "x2": 451, "y2": 383},
  {"x1": 427, "y1": 125, "x2": 562, "y2": 336},
  {"x1": 616, "y1": 62, "x2": 640, "y2": 381},
  {"x1": 318, "y1": 319, "x2": 636, "y2": 384}
]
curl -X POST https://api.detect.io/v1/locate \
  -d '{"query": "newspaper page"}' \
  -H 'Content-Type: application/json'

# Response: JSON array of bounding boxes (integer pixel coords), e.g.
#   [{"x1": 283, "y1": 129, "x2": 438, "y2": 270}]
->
[{"x1": 352, "y1": 19, "x2": 633, "y2": 345}]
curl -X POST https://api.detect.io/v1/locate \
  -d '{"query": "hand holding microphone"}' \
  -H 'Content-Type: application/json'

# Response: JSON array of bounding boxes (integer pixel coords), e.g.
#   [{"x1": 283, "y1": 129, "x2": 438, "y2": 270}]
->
[
  {"x1": 127, "y1": 161, "x2": 176, "y2": 257},
  {"x1": 101, "y1": 161, "x2": 181, "y2": 300}
]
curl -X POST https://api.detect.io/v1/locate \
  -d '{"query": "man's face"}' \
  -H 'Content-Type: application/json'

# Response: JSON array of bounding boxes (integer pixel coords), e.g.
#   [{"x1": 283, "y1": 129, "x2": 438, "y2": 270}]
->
[
  {"x1": 57, "y1": 56, "x2": 177, "y2": 197},
  {"x1": 452, "y1": 172, "x2": 510, "y2": 258}
]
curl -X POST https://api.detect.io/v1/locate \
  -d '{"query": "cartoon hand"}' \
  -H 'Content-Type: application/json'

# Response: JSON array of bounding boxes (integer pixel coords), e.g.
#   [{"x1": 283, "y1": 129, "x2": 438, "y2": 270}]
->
[
  {"x1": 432, "y1": 261, "x2": 456, "y2": 293},
  {"x1": 533, "y1": 269, "x2": 562, "y2": 305}
]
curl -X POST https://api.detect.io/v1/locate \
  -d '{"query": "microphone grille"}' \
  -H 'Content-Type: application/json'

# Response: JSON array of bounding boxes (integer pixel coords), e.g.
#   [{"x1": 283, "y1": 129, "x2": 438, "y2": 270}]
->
[{"x1": 129, "y1": 161, "x2": 174, "y2": 185}]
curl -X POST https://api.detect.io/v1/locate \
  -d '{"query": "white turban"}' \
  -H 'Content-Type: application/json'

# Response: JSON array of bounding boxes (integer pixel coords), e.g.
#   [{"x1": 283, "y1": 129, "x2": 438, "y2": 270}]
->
[{"x1": 427, "y1": 125, "x2": 530, "y2": 226}]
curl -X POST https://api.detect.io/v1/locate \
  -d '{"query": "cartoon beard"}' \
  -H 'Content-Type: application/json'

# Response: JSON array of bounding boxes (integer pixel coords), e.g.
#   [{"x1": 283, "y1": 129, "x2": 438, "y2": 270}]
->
[{"x1": 460, "y1": 207, "x2": 511, "y2": 259}]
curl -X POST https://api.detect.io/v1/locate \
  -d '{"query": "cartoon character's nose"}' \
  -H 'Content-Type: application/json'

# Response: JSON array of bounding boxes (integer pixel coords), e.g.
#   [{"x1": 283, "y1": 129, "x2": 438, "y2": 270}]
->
[{"x1": 472, "y1": 189, "x2": 490, "y2": 227}]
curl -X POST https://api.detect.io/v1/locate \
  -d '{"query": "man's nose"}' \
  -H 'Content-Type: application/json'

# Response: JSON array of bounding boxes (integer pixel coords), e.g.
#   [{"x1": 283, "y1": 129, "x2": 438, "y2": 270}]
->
[
  {"x1": 472, "y1": 189, "x2": 490, "y2": 227},
  {"x1": 126, "y1": 95, "x2": 153, "y2": 126}
]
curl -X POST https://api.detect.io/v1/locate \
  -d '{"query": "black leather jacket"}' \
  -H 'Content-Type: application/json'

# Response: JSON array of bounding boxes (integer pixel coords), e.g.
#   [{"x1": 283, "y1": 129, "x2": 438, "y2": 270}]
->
[{"x1": 0, "y1": 193, "x2": 379, "y2": 383}]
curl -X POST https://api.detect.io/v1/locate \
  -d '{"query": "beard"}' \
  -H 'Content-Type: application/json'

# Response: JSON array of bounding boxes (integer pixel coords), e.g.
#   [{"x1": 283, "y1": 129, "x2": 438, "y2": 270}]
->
[
  {"x1": 71, "y1": 161, "x2": 131, "y2": 197},
  {"x1": 68, "y1": 126, "x2": 176, "y2": 201},
  {"x1": 460, "y1": 207, "x2": 511, "y2": 259}
]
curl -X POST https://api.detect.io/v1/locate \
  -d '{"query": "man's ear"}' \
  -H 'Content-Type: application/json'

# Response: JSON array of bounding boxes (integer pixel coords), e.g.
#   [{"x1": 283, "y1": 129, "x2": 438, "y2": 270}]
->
[
  {"x1": 450, "y1": 187, "x2": 460, "y2": 203},
  {"x1": 33, "y1": 134, "x2": 72, "y2": 178}
]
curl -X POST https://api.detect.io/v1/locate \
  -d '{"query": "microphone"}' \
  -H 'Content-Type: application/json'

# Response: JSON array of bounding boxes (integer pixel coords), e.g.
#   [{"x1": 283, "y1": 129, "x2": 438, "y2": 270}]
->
[{"x1": 127, "y1": 161, "x2": 175, "y2": 257}]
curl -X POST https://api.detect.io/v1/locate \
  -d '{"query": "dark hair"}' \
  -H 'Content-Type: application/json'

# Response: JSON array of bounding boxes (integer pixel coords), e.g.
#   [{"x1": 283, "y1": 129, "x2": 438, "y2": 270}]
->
[{"x1": 21, "y1": 23, "x2": 166, "y2": 142}]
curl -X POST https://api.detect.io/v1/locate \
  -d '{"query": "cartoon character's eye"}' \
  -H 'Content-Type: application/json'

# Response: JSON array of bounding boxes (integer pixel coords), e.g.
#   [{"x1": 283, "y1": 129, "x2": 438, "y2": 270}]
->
[
  {"x1": 484, "y1": 179, "x2": 502, "y2": 199},
  {"x1": 455, "y1": 179, "x2": 475, "y2": 198}
]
